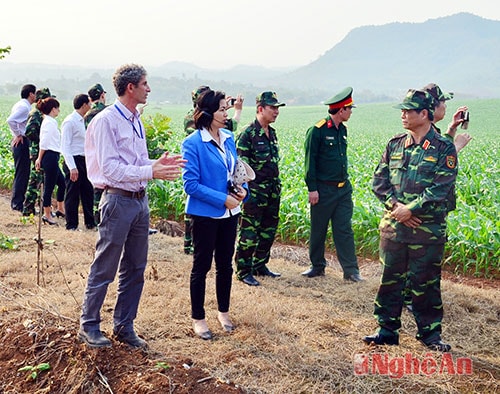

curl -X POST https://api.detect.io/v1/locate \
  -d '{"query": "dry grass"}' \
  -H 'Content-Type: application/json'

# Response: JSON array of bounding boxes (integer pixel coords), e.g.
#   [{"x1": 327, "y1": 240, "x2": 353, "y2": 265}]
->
[{"x1": 0, "y1": 194, "x2": 499, "y2": 393}]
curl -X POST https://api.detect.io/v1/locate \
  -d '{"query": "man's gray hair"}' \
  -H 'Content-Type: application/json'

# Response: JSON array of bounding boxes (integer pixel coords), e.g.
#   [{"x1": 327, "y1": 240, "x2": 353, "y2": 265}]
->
[{"x1": 113, "y1": 64, "x2": 147, "y2": 97}]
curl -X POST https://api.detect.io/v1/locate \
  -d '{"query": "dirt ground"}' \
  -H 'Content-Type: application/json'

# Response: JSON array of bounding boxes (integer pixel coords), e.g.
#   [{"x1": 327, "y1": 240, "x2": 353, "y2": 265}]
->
[{"x1": 0, "y1": 191, "x2": 499, "y2": 393}]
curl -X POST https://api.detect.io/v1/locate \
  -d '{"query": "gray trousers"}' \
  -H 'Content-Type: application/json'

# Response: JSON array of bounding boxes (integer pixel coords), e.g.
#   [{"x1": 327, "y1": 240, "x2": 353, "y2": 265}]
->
[{"x1": 80, "y1": 192, "x2": 149, "y2": 333}]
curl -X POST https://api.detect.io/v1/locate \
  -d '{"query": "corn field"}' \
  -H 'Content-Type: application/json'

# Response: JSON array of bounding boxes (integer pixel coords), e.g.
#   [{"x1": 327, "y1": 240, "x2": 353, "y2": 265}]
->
[{"x1": 1, "y1": 98, "x2": 498, "y2": 277}]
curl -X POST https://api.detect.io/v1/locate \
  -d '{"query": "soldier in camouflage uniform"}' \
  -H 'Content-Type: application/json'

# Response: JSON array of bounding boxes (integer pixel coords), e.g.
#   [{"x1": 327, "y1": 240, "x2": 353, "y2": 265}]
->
[
  {"x1": 183, "y1": 85, "x2": 244, "y2": 254},
  {"x1": 84, "y1": 83, "x2": 107, "y2": 224},
  {"x1": 84, "y1": 83, "x2": 107, "y2": 128},
  {"x1": 403, "y1": 83, "x2": 472, "y2": 310},
  {"x1": 22, "y1": 88, "x2": 54, "y2": 216},
  {"x1": 364, "y1": 89, "x2": 458, "y2": 352},
  {"x1": 234, "y1": 92, "x2": 285, "y2": 286}
]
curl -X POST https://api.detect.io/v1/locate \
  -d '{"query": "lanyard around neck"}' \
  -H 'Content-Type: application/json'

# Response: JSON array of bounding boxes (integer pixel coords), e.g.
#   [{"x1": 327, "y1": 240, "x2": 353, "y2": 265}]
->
[
  {"x1": 114, "y1": 104, "x2": 143, "y2": 139},
  {"x1": 209, "y1": 139, "x2": 233, "y2": 172}
]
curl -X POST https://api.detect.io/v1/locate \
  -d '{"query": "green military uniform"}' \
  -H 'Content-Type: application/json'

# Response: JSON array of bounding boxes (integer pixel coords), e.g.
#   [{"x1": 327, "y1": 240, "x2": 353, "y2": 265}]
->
[
  {"x1": 370, "y1": 89, "x2": 458, "y2": 349},
  {"x1": 234, "y1": 92, "x2": 284, "y2": 279},
  {"x1": 22, "y1": 88, "x2": 53, "y2": 216},
  {"x1": 403, "y1": 84, "x2": 456, "y2": 306},
  {"x1": 84, "y1": 102, "x2": 106, "y2": 128},
  {"x1": 304, "y1": 87, "x2": 360, "y2": 278}
]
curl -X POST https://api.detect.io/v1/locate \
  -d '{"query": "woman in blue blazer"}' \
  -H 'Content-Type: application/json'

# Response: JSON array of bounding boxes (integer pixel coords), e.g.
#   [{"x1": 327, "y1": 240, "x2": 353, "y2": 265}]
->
[{"x1": 181, "y1": 89, "x2": 248, "y2": 340}]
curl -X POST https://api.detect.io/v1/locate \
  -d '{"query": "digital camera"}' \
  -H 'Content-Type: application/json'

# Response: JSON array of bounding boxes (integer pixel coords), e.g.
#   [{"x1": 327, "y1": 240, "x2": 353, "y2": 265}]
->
[
  {"x1": 227, "y1": 181, "x2": 239, "y2": 194},
  {"x1": 460, "y1": 111, "x2": 470, "y2": 130}
]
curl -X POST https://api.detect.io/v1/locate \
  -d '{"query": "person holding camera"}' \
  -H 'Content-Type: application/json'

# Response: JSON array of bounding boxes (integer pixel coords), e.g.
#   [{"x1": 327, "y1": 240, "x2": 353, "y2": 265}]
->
[
  {"x1": 182, "y1": 86, "x2": 244, "y2": 254},
  {"x1": 403, "y1": 83, "x2": 472, "y2": 311},
  {"x1": 181, "y1": 88, "x2": 249, "y2": 340},
  {"x1": 234, "y1": 91, "x2": 285, "y2": 286},
  {"x1": 422, "y1": 83, "x2": 472, "y2": 153}
]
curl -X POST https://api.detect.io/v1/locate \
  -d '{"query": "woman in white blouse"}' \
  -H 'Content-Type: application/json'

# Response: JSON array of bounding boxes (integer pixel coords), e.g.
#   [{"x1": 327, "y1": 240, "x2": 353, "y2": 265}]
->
[{"x1": 35, "y1": 97, "x2": 65, "y2": 224}]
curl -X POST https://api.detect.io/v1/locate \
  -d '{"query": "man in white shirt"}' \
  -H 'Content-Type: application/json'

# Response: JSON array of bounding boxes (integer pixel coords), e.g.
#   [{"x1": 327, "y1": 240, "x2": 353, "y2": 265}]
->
[
  {"x1": 61, "y1": 94, "x2": 95, "y2": 230},
  {"x1": 6, "y1": 84, "x2": 36, "y2": 211},
  {"x1": 79, "y1": 64, "x2": 185, "y2": 349}
]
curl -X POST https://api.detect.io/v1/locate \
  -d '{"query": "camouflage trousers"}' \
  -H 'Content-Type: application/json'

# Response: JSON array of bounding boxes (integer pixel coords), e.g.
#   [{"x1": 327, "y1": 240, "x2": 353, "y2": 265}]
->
[
  {"x1": 374, "y1": 238, "x2": 445, "y2": 343},
  {"x1": 22, "y1": 160, "x2": 43, "y2": 216},
  {"x1": 235, "y1": 189, "x2": 280, "y2": 279},
  {"x1": 93, "y1": 188, "x2": 103, "y2": 225}
]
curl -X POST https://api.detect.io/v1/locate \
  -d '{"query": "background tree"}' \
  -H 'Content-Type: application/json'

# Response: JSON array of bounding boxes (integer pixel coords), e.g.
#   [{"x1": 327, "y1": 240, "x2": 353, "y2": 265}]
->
[{"x1": 0, "y1": 46, "x2": 11, "y2": 60}]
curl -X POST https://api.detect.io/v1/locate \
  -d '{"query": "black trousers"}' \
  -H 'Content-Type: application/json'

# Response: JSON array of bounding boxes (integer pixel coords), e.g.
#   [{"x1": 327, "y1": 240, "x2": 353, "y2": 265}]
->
[
  {"x1": 190, "y1": 214, "x2": 238, "y2": 320},
  {"x1": 41, "y1": 150, "x2": 65, "y2": 208},
  {"x1": 11, "y1": 136, "x2": 30, "y2": 211},
  {"x1": 63, "y1": 156, "x2": 95, "y2": 229}
]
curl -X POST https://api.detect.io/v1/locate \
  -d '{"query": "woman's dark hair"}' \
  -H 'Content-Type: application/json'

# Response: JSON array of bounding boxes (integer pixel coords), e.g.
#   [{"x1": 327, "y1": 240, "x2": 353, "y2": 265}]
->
[
  {"x1": 36, "y1": 97, "x2": 60, "y2": 115},
  {"x1": 193, "y1": 89, "x2": 226, "y2": 130}
]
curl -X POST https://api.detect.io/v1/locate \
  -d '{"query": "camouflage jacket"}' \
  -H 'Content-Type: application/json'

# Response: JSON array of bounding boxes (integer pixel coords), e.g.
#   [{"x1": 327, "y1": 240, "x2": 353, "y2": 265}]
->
[
  {"x1": 372, "y1": 127, "x2": 458, "y2": 244},
  {"x1": 304, "y1": 117, "x2": 349, "y2": 192},
  {"x1": 84, "y1": 102, "x2": 106, "y2": 128},
  {"x1": 25, "y1": 109, "x2": 43, "y2": 158},
  {"x1": 236, "y1": 119, "x2": 280, "y2": 193}
]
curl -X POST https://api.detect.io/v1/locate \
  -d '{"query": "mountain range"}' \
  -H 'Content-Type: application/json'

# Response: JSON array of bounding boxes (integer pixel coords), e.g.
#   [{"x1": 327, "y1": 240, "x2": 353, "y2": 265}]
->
[{"x1": 1, "y1": 13, "x2": 498, "y2": 104}]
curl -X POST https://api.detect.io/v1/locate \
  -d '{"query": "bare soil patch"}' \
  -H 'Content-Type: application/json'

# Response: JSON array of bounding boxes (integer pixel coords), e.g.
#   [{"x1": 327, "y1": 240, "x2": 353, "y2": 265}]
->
[{"x1": 0, "y1": 191, "x2": 498, "y2": 393}]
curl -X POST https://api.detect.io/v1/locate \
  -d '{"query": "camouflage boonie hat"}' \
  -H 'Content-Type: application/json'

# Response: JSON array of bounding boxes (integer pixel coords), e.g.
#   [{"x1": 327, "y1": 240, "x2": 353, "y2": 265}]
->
[
  {"x1": 35, "y1": 87, "x2": 55, "y2": 101},
  {"x1": 191, "y1": 85, "x2": 210, "y2": 105},
  {"x1": 256, "y1": 91, "x2": 285, "y2": 107},
  {"x1": 394, "y1": 89, "x2": 435, "y2": 112},
  {"x1": 422, "y1": 83, "x2": 454, "y2": 101},
  {"x1": 88, "y1": 83, "x2": 106, "y2": 100}
]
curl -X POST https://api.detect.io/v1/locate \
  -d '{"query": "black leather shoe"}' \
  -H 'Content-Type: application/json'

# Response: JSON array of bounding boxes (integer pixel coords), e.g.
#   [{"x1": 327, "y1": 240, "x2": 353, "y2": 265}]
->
[
  {"x1": 254, "y1": 267, "x2": 281, "y2": 278},
  {"x1": 240, "y1": 274, "x2": 260, "y2": 286},
  {"x1": 113, "y1": 330, "x2": 148, "y2": 348},
  {"x1": 344, "y1": 273, "x2": 364, "y2": 282},
  {"x1": 421, "y1": 339, "x2": 451, "y2": 352},
  {"x1": 363, "y1": 333, "x2": 399, "y2": 346},
  {"x1": 78, "y1": 330, "x2": 112, "y2": 348},
  {"x1": 301, "y1": 267, "x2": 325, "y2": 278}
]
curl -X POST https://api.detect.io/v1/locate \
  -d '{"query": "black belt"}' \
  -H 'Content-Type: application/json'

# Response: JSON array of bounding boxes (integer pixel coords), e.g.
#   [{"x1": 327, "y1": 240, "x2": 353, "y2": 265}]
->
[
  {"x1": 319, "y1": 180, "x2": 346, "y2": 188},
  {"x1": 105, "y1": 187, "x2": 146, "y2": 199}
]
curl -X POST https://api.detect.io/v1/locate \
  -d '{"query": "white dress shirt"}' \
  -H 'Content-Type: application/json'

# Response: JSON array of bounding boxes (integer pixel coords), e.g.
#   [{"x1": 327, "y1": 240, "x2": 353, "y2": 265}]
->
[
  {"x1": 85, "y1": 99, "x2": 153, "y2": 191},
  {"x1": 39, "y1": 116, "x2": 61, "y2": 152},
  {"x1": 61, "y1": 110, "x2": 86, "y2": 170},
  {"x1": 7, "y1": 98, "x2": 32, "y2": 137}
]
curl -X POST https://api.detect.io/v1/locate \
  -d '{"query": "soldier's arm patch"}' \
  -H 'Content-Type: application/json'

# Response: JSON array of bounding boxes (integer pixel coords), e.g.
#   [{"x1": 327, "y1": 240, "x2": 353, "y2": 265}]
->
[
  {"x1": 446, "y1": 155, "x2": 457, "y2": 169},
  {"x1": 315, "y1": 119, "x2": 326, "y2": 128}
]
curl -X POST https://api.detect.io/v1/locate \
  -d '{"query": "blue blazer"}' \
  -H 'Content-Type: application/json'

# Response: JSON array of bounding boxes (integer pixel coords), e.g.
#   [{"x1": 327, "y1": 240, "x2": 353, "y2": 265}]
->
[{"x1": 182, "y1": 128, "x2": 248, "y2": 217}]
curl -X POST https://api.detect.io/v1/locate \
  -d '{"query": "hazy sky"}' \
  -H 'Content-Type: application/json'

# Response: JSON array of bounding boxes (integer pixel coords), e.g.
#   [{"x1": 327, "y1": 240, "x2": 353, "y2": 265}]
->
[{"x1": 2, "y1": 0, "x2": 499, "y2": 70}]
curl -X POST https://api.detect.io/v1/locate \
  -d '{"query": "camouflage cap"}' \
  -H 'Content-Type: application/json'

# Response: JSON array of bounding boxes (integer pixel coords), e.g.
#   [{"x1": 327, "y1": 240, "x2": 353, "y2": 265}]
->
[
  {"x1": 422, "y1": 83, "x2": 454, "y2": 101},
  {"x1": 35, "y1": 87, "x2": 55, "y2": 101},
  {"x1": 256, "y1": 91, "x2": 285, "y2": 107},
  {"x1": 394, "y1": 89, "x2": 435, "y2": 112},
  {"x1": 324, "y1": 87, "x2": 355, "y2": 109},
  {"x1": 191, "y1": 85, "x2": 210, "y2": 105},
  {"x1": 88, "y1": 83, "x2": 106, "y2": 100}
]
